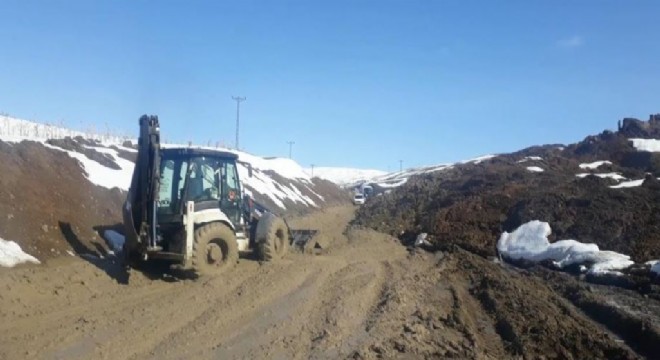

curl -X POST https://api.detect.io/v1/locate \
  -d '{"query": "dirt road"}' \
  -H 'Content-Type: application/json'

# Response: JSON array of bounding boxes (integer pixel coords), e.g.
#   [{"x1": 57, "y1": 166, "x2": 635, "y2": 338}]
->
[
  {"x1": 0, "y1": 206, "x2": 401, "y2": 359},
  {"x1": 0, "y1": 206, "x2": 647, "y2": 359}
]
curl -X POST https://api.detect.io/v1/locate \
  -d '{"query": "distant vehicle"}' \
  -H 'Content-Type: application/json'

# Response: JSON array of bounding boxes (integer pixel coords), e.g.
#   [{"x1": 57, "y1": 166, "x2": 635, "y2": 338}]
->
[
  {"x1": 362, "y1": 184, "x2": 374, "y2": 198},
  {"x1": 353, "y1": 193, "x2": 365, "y2": 205}
]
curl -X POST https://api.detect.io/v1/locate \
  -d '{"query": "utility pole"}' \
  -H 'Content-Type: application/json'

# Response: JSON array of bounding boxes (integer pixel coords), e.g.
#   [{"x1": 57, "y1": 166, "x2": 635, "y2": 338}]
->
[
  {"x1": 232, "y1": 96, "x2": 246, "y2": 149},
  {"x1": 286, "y1": 141, "x2": 295, "y2": 158},
  {"x1": 310, "y1": 164, "x2": 315, "y2": 177},
  {"x1": 399, "y1": 160, "x2": 403, "y2": 172}
]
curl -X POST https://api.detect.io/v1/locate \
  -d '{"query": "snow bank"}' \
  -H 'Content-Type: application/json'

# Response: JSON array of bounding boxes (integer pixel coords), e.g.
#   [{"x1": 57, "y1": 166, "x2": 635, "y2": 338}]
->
[
  {"x1": 526, "y1": 166, "x2": 544, "y2": 172},
  {"x1": 576, "y1": 172, "x2": 626, "y2": 181},
  {"x1": 579, "y1": 160, "x2": 612, "y2": 170},
  {"x1": 630, "y1": 138, "x2": 660, "y2": 152},
  {"x1": 497, "y1": 221, "x2": 633, "y2": 275},
  {"x1": 0, "y1": 237, "x2": 40, "y2": 267}
]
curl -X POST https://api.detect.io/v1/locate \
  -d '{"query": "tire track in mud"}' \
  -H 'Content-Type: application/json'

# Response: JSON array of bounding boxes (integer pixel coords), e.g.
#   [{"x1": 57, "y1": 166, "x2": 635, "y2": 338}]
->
[
  {"x1": 142, "y1": 236, "x2": 406, "y2": 359},
  {"x1": 138, "y1": 257, "x2": 328, "y2": 360},
  {"x1": 0, "y1": 259, "x2": 262, "y2": 359}
]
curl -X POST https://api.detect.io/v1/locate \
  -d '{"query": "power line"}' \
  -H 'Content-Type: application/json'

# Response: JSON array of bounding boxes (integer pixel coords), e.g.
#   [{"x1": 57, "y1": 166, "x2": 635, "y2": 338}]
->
[
  {"x1": 231, "y1": 96, "x2": 246, "y2": 149},
  {"x1": 287, "y1": 140, "x2": 295, "y2": 158}
]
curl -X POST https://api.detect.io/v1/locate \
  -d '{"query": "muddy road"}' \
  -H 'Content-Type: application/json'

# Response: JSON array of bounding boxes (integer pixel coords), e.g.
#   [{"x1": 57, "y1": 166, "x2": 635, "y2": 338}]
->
[{"x1": 0, "y1": 206, "x2": 652, "y2": 359}]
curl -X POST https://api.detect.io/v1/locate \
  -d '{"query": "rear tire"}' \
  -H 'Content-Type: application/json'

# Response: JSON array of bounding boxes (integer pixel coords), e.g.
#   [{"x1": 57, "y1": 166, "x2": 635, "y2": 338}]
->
[
  {"x1": 192, "y1": 222, "x2": 238, "y2": 276},
  {"x1": 255, "y1": 213, "x2": 289, "y2": 261}
]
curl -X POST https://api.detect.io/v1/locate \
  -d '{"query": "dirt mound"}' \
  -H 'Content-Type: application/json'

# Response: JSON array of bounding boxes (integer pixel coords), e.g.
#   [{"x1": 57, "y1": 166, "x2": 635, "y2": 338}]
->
[
  {"x1": 343, "y1": 245, "x2": 639, "y2": 359},
  {"x1": 458, "y1": 250, "x2": 638, "y2": 359},
  {"x1": 535, "y1": 268, "x2": 660, "y2": 358},
  {"x1": 356, "y1": 115, "x2": 660, "y2": 263},
  {"x1": 0, "y1": 140, "x2": 124, "y2": 261}
]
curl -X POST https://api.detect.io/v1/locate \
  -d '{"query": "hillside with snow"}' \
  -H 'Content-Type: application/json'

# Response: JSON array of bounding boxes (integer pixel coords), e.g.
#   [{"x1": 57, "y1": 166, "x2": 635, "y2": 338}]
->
[
  {"x1": 346, "y1": 155, "x2": 496, "y2": 192},
  {"x1": 308, "y1": 167, "x2": 387, "y2": 186},
  {"x1": 356, "y1": 114, "x2": 660, "y2": 278},
  {"x1": 0, "y1": 115, "x2": 347, "y2": 211},
  {"x1": 0, "y1": 115, "x2": 348, "y2": 266}
]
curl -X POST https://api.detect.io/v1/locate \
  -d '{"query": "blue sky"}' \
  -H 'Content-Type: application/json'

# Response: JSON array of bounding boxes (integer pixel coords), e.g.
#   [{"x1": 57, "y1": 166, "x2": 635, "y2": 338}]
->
[{"x1": 0, "y1": 1, "x2": 658, "y2": 171}]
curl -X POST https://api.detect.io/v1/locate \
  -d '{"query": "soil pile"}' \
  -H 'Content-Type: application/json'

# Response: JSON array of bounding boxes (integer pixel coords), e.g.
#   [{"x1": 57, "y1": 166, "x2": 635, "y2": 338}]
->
[
  {"x1": 0, "y1": 140, "x2": 124, "y2": 260},
  {"x1": 356, "y1": 115, "x2": 660, "y2": 262}
]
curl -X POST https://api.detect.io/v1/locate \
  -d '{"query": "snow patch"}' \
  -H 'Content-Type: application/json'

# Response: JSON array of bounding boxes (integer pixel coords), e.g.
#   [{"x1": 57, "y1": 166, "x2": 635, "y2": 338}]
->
[
  {"x1": 526, "y1": 166, "x2": 544, "y2": 172},
  {"x1": 517, "y1": 156, "x2": 543, "y2": 163},
  {"x1": 610, "y1": 179, "x2": 645, "y2": 189},
  {"x1": 461, "y1": 154, "x2": 496, "y2": 164},
  {"x1": 630, "y1": 138, "x2": 660, "y2": 152},
  {"x1": 497, "y1": 220, "x2": 633, "y2": 275},
  {"x1": 576, "y1": 172, "x2": 626, "y2": 181},
  {"x1": 579, "y1": 160, "x2": 612, "y2": 170},
  {"x1": 0, "y1": 237, "x2": 40, "y2": 267}
]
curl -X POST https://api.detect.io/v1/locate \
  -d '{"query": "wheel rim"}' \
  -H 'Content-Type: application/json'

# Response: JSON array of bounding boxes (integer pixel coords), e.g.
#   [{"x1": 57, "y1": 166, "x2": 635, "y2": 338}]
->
[{"x1": 206, "y1": 242, "x2": 224, "y2": 266}]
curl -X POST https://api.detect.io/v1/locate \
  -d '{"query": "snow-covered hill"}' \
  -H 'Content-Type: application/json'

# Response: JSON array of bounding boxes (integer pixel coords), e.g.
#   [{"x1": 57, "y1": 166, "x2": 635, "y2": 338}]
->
[
  {"x1": 309, "y1": 167, "x2": 387, "y2": 186},
  {"x1": 0, "y1": 115, "x2": 347, "y2": 212},
  {"x1": 345, "y1": 155, "x2": 496, "y2": 190}
]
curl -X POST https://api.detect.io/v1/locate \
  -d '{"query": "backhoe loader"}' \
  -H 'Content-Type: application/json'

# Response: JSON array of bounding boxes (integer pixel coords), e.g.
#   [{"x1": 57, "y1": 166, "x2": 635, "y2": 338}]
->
[{"x1": 122, "y1": 115, "x2": 317, "y2": 275}]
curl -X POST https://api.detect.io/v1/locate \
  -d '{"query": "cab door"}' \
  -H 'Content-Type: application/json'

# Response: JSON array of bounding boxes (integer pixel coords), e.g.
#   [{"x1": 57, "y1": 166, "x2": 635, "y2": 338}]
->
[{"x1": 220, "y1": 161, "x2": 242, "y2": 227}]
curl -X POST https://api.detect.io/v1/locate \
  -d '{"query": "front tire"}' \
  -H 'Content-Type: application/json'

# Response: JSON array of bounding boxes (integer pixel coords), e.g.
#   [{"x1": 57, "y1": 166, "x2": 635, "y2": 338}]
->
[
  {"x1": 255, "y1": 213, "x2": 289, "y2": 261},
  {"x1": 192, "y1": 222, "x2": 238, "y2": 276}
]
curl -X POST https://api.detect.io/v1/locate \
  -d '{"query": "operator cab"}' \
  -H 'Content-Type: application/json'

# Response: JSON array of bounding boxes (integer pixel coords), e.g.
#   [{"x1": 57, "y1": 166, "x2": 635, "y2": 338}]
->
[
  {"x1": 157, "y1": 148, "x2": 242, "y2": 224},
  {"x1": 154, "y1": 148, "x2": 245, "y2": 252}
]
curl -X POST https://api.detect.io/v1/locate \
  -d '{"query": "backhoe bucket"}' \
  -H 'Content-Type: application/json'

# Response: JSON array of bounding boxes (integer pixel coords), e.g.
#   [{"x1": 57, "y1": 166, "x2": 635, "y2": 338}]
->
[{"x1": 289, "y1": 229, "x2": 321, "y2": 254}]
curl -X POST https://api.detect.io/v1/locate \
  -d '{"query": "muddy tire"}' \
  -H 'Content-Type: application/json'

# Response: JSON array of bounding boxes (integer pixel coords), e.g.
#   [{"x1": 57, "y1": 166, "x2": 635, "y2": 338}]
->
[
  {"x1": 192, "y1": 222, "x2": 238, "y2": 276},
  {"x1": 255, "y1": 213, "x2": 289, "y2": 261}
]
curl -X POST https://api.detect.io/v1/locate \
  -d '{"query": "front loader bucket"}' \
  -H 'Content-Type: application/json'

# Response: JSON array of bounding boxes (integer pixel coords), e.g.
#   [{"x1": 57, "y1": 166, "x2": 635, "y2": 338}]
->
[{"x1": 289, "y1": 229, "x2": 321, "y2": 254}]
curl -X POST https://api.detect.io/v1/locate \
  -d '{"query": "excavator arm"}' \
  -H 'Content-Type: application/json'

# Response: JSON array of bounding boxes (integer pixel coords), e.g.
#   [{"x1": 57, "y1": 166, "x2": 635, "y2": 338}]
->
[{"x1": 123, "y1": 115, "x2": 161, "y2": 253}]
